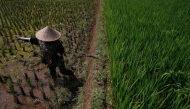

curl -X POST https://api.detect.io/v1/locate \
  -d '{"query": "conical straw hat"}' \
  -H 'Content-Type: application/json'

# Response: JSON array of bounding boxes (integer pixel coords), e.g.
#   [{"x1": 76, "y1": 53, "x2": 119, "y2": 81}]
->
[{"x1": 35, "y1": 26, "x2": 61, "y2": 42}]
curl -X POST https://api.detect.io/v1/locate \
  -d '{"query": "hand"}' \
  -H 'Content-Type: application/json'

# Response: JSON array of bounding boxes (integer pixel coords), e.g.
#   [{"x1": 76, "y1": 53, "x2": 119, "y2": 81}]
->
[{"x1": 14, "y1": 35, "x2": 21, "y2": 40}]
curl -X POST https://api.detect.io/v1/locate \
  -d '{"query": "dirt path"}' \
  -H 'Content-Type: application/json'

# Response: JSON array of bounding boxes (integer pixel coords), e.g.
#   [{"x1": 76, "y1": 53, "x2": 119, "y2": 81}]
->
[{"x1": 84, "y1": 0, "x2": 100, "y2": 109}]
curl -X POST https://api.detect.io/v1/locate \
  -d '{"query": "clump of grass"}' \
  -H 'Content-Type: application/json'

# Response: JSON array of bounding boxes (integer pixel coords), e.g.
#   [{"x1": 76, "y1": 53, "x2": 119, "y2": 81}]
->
[
  {"x1": 93, "y1": 71, "x2": 107, "y2": 86},
  {"x1": 49, "y1": 87, "x2": 72, "y2": 108},
  {"x1": 26, "y1": 76, "x2": 32, "y2": 88},
  {"x1": 14, "y1": 74, "x2": 26, "y2": 96},
  {"x1": 17, "y1": 78, "x2": 26, "y2": 96},
  {"x1": 13, "y1": 95, "x2": 21, "y2": 104},
  {"x1": 39, "y1": 81, "x2": 48, "y2": 100},
  {"x1": 7, "y1": 77, "x2": 15, "y2": 94},
  {"x1": 23, "y1": 73, "x2": 29, "y2": 80},
  {"x1": 42, "y1": 90, "x2": 48, "y2": 101},
  {"x1": 91, "y1": 89, "x2": 105, "y2": 109},
  {"x1": 19, "y1": 85, "x2": 25, "y2": 96},
  {"x1": 29, "y1": 88, "x2": 35, "y2": 99},
  {"x1": 52, "y1": 90, "x2": 58, "y2": 106},
  {"x1": 32, "y1": 69, "x2": 39, "y2": 81},
  {"x1": 7, "y1": 76, "x2": 21, "y2": 104}
]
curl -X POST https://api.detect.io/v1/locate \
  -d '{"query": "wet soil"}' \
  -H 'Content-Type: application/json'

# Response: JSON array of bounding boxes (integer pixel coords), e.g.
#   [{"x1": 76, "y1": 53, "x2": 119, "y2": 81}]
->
[
  {"x1": 0, "y1": 57, "x2": 83, "y2": 109},
  {"x1": 0, "y1": 59, "x2": 51, "y2": 109}
]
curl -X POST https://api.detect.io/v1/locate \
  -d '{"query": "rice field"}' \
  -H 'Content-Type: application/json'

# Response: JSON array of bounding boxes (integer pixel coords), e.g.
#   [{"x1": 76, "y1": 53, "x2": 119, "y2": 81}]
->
[
  {"x1": 104, "y1": 0, "x2": 190, "y2": 108},
  {"x1": 0, "y1": 0, "x2": 95, "y2": 108}
]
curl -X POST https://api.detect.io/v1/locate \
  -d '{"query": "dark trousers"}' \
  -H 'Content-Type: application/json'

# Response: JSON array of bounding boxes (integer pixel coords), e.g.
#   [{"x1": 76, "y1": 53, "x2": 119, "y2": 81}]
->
[{"x1": 48, "y1": 59, "x2": 74, "y2": 80}]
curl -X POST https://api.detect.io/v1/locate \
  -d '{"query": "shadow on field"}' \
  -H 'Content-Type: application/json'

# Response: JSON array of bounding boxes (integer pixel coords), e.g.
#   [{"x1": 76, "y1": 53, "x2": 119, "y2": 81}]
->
[{"x1": 57, "y1": 69, "x2": 84, "y2": 95}]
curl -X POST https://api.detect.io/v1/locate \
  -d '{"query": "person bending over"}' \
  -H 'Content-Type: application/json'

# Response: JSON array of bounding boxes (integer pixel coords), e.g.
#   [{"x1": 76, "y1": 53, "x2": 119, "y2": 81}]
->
[{"x1": 14, "y1": 26, "x2": 76, "y2": 81}]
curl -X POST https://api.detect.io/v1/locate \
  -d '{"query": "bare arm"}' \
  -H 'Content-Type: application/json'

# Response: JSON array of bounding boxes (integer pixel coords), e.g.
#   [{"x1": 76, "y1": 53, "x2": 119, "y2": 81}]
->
[
  {"x1": 14, "y1": 35, "x2": 39, "y2": 45},
  {"x1": 14, "y1": 35, "x2": 30, "y2": 42}
]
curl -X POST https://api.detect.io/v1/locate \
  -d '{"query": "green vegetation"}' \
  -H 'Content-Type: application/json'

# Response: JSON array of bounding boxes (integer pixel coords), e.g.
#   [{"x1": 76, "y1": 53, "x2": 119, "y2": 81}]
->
[
  {"x1": 0, "y1": 0, "x2": 95, "y2": 63},
  {"x1": 8, "y1": 77, "x2": 15, "y2": 94},
  {"x1": 91, "y1": 0, "x2": 110, "y2": 108},
  {"x1": 0, "y1": 0, "x2": 96, "y2": 108},
  {"x1": 104, "y1": 0, "x2": 190, "y2": 108}
]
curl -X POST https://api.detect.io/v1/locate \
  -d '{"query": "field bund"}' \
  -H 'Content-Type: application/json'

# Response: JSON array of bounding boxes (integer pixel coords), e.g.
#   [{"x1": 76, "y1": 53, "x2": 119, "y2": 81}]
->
[{"x1": 104, "y1": 0, "x2": 190, "y2": 108}]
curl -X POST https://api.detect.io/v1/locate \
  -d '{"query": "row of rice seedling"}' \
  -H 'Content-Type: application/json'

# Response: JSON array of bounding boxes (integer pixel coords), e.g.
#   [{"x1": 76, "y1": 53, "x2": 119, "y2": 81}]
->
[
  {"x1": 0, "y1": 0, "x2": 95, "y2": 69},
  {"x1": 104, "y1": 0, "x2": 190, "y2": 108},
  {"x1": 0, "y1": 0, "x2": 96, "y2": 108},
  {"x1": 2, "y1": 68, "x2": 54, "y2": 106}
]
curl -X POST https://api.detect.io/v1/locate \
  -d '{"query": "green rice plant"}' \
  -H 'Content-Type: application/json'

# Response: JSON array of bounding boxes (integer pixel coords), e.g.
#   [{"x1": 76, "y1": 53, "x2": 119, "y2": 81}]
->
[
  {"x1": 29, "y1": 87, "x2": 35, "y2": 99},
  {"x1": 39, "y1": 81, "x2": 48, "y2": 100},
  {"x1": 13, "y1": 95, "x2": 21, "y2": 104},
  {"x1": 26, "y1": 76, "x2": 32, "y2": 88},
  {"x1": 7, "y1": 76, "x2": 15, "y2": 94},
  {"x1": 104, "y1": 0, "x2": 190, "y2": 108},
  {"x1": 39, "y1": 80, "x2": 44, "y2": 90},
  {"x1": 42, "y1": 90, "x2": 48, "y2": 101},
  {"x1": 19, "y1": 84, "x2": 25, "y2": 96},
  {"x1": 17, "y1": 79, "x2": 25, "y2": 96},
  {"x1": 14, "y1": 74, "x2": 26, "y2": 96},
  {"x1": 34, "y1": 72, "x2": 39, "y2": 81},
  {"x1": 23, "y1": 73, "x2": 29, "y2": 80},
  {"x1": 32, "y1": 68, "x2": 38, "y2": 81}
]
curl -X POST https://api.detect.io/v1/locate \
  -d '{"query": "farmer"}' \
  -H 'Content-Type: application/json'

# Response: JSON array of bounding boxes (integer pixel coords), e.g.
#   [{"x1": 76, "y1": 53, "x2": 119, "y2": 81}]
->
[{"x1": 14, "y1": 26, "x2": 76, "y2": 81}]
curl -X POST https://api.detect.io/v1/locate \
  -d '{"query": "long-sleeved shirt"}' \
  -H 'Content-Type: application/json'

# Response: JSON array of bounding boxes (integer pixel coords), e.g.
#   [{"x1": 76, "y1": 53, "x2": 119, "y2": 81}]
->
[{"x1": 27, "y1": 37, "x2": 65, "y2": 65}]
